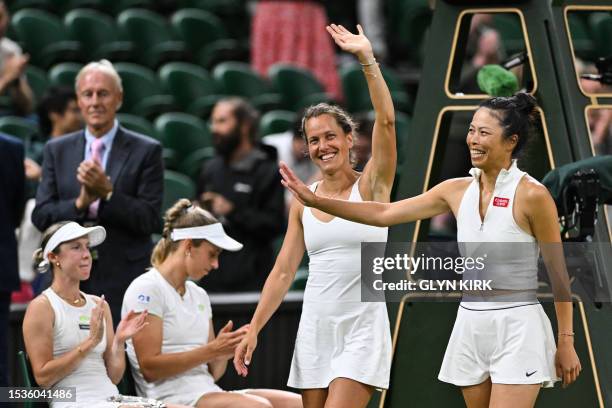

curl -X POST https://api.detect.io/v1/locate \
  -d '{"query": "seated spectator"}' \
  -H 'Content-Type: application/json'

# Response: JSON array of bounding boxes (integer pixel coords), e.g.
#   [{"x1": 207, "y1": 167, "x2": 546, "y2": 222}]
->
[
  {"x1": 22, "y1": 221, "x2": 187, "y2": 407},
  {"x1": 0, "y1": 0, "x2": 33, "y2": 116},
  {"x1": 122, "y1": 199, "x2": 301, "y2": 408},
  {"x1": 197, "y1": 97, "x2": 285, "y2": 292}
]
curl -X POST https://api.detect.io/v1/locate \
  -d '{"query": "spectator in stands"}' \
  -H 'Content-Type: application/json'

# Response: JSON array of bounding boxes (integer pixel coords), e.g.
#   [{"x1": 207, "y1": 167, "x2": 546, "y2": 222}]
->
[
  {"x1": 38, "y1": 86, "x2": 83, "y2": 140},
  {"x1": 32, "y1": 60, "x2": 164, "y2": 324},
  {"x1": 251, "y1": 0, "x2": 343, "y2": 100},
  {"x1": 0, "y1": 0, "x2": 34, "y2": 116},
  {"x1": 23, "y1": 87, "x2": 83, "y2": 183},
  {"x1": 197, "y1": 97, "x2": 285, "y2": 292},
  {"x1": 122, "y1": 199, "x2": 301, "y2": 408},
  {"x1": 15, "y1": 87, "x2": 84, "y2": 302},
  {"x1": 0, "y1": 132, "x2": 25, "y2": 393},
  {"x1": 23, "y1": 221, "x2": 187, "y2": 408},
  {"x1": 262, "y1": 114, "x2": 319, "y2": 210}
]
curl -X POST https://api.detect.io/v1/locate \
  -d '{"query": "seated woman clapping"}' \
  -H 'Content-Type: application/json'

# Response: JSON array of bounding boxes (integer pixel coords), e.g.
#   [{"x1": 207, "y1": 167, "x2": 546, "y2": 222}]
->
[{"x1": 22, "y1": 221, "x2": 187, "y2": 408}]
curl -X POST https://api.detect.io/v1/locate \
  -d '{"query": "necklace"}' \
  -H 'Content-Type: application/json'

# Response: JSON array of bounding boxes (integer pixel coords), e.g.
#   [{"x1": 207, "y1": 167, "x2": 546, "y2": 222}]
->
[{"x1": 52, "y1": 287, "x2": 84, "y2": 305}]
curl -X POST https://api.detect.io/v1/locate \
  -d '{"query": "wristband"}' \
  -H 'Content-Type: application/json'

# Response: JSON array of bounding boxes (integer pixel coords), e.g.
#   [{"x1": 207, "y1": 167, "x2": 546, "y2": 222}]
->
[{"x1": 359, "y1": 57, "x2": 377, "y2": 67}]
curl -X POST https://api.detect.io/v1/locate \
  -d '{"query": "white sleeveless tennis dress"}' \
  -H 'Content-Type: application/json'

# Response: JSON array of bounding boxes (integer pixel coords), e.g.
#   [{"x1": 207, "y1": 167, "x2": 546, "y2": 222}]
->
[
  {"x1": 438, "y1": 161, "x2": 559, "y2": 387},
  {"x1": 287, "y1": 179, "x2": 392, "y2": 389},
  {"x1": 43, "y1": 288, "x2": 121, "y2": 408}
]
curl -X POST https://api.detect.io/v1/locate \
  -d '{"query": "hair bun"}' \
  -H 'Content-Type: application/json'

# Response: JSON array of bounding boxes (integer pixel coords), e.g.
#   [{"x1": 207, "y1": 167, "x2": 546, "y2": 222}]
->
[{"x1": 513, "y1": 92, "x2": 537, "y2": 113}]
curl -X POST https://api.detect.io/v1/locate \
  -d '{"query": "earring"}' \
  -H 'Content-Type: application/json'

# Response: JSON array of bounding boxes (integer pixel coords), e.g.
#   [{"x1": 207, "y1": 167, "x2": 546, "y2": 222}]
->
[
  {"x1": 185, "y1": 251, "x2": 191, "y2": 257},
  {"x1": 56, "y1": 262, "x2": 61, "y2": 268}
]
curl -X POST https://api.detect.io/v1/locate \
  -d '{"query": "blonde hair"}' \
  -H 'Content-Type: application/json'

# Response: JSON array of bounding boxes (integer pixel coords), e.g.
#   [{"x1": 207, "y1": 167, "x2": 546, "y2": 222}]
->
[{"x1": 151, "y1": 199, "x2": 219, "y2": 267}]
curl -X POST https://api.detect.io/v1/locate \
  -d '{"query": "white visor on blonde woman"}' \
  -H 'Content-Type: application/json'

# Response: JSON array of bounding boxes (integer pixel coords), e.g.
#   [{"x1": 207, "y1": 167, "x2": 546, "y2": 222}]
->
[
  {"x1": 40, "y1": 222, "x2": 106, "y2": 268},
  {"x1": 170, "y1": 223, "x2": 243, "y2": 251}
]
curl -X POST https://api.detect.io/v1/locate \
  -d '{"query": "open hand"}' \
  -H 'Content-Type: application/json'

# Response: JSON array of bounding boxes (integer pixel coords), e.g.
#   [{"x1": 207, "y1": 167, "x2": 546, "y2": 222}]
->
[
  {"x1": 233, "y1": 328, "x2": 258, "y2": 377},
  {"x1": 88, "y1": 295, "x2": 106, "y2": 346},
  {"x1": 326, "y1": 24, "x2": 373, "y2": 63},
  {"x1": 115, "y1": 310, "x2": 149, "y2": 343},
  {"x1": 279, "y1": 161, "x2": 317, "y2": 207}
]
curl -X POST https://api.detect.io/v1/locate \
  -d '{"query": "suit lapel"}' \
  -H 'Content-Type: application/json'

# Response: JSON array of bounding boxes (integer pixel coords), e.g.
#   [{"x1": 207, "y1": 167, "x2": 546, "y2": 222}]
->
[
  {"x1": 66, "y1": 132, "x2": 86, "y2": 197},
  {"x1": 106, "y1": 127, "x2": 131, "y2": 184}
]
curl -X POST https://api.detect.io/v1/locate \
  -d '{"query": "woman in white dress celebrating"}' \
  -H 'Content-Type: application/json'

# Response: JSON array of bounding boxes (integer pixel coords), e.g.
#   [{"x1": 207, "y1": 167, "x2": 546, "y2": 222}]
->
[
  {"x1": 280, "y1": 93, "x2": 582, "y2": 408},
  {"x1": 234, "y1": 24, "x2": 397, "y2": 408}
]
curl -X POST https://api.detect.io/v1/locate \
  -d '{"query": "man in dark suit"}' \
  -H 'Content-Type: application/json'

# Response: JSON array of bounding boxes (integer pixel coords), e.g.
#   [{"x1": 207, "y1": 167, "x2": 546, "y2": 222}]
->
[
  {"x1": 32, "y1": 60, "x2": 163, "y2": 323},
  {"x1": 0, "y1": 133, "x2": 25, "y2": 391}
]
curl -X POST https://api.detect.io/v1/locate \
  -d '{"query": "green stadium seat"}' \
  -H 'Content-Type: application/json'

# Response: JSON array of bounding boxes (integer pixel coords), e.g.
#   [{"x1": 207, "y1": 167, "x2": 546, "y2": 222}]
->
[
  {"x1": 177, "y1": 0, "x2": 242, "y2": 15},
  {"x1": 48, "y1": 62, "x2": 83, "y2": 88},
  {"x1": 154, "y1": 112, "x2": 212, "y2": 163},
  {"x1": 158, "y1": 62, "x2": 222, "y2": 117},
  {"x1": 259, "y1": 110, "x2": 297, "y2": 137},
  {"x1": 162, "y1": 170, "x2": 196, "y2": 213},
  {"x1": 178, "y1": 146, "x2": 216, "y2": 181},
  {"x1": 196, "y1": 39, "x2": 248, "y2": 70},
  {"x1": 212, "y1": 61, "x2": 282, "y2": 112},
  {"x1": 11, "y1": 9, "x2": 82, "y2": 68},
  {"x1": 64, "y1": 9, "x2": 134, "y2": 62},
  {"x1": 268, "y1": 64, "x2": 332, "y2": 111},
  {"x1": 170, "y1": 8, "x2": 228, "y2": 56},
  {"x1": 117, "y1": 8, "x2": 188, "y2": 68},
  {"x1": 25, "y1": 66, "x2": 49, "y2": 102},
  {"x1": 341, "y1": 64, "x2": 412, "y2": 114},
  {"x1": 17, "y1": 351, "x2": 36, "y2": 408},
  {"x1": 0, "y1": 116, "x2": 39, "y2": 142},
  {"x1": 114, "y1": 62, "x2": 176, "y2": 119},
  {"x1": 117, "y1": 113, "x2": 156, "y2": 139},
  {"x1": 7, "y1": 0, "x2": 52, "y2": 13}
]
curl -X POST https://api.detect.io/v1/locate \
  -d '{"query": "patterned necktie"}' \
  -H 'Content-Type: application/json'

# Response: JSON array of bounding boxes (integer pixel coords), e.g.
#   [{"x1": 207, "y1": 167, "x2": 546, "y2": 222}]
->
[{"x1": 87, "y1": 138, "x2": 105, "y2": 219}]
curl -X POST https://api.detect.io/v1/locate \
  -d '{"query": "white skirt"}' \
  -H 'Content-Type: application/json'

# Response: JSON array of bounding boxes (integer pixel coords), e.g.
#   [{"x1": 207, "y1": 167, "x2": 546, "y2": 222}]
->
[
  {"x1": 288, "y1": 301, "x2": 392, "y2": 389},
  {"x1": 438, "y1": 302, "x2": 560, "y2": 387}
]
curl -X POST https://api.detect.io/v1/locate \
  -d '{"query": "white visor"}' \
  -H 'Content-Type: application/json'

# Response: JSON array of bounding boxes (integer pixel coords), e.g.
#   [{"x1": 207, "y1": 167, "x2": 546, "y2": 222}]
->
[
  {"x1": 40, "y1": 222, "x2": 106, "y2": 268},
  {"x1": 170, "y1": 223, "x2": 243, "y2": 251}
]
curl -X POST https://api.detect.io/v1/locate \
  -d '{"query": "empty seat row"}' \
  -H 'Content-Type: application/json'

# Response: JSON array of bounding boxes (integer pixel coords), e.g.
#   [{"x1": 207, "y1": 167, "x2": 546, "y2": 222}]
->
[{"x1": 9, "y1": 7, "x2": 243, "y2": 68}]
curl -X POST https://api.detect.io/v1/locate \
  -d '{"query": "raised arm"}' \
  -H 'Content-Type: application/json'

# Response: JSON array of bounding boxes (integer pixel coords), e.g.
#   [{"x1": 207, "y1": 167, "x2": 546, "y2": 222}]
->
[
  {"x1": 327, "y1": 24, "x2": 396, "y2": 198},
  {"x1": 280, "y1": 162, "x2": 452, "y2": 227},
  {"x1": 233, "y1": 200, "x2": 306, "y2": 376}
]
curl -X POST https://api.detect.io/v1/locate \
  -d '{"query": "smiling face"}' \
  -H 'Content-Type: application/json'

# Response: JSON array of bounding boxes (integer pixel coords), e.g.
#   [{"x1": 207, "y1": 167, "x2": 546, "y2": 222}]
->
[
  {"x1": 48, "y1": 236, "x2": 92, "y2": 281},
  {"x1": 185, "y1": 240, "x2": 222, "y2": 281},
  {"x1": 467, "y1": 108, "x2": 517, "y2": 171},
  {"x1": 304, "y1": 114, "x2": 353, "y2": 173}
]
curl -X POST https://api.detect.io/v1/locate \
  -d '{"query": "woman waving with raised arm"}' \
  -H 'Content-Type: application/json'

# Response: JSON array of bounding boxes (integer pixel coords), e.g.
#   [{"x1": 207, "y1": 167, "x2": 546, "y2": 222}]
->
[
  {"x1": 282, "y1": 93, "x2": 581, "y2": 408},
  {"x1": 234, "y1": 24, "x2": 397, "y2": 408}
]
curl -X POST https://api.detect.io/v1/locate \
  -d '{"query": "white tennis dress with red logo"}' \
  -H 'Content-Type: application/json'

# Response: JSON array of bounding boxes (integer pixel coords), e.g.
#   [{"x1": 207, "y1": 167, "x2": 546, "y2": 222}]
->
[{"x1": 438, "y1": 160, "x2": 560, "y2": 387}]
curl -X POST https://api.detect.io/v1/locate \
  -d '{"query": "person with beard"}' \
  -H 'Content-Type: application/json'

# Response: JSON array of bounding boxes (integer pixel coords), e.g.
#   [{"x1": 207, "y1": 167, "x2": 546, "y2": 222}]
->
[{"x1": 197, "y1": 97, "x2": 285, "y2": 292}]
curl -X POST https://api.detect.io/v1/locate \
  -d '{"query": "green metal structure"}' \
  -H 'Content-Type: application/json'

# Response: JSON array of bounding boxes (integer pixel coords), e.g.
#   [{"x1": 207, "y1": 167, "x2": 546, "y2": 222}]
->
[{"x1": 375, "y1": 1, "x2": 612, "y2": 407}]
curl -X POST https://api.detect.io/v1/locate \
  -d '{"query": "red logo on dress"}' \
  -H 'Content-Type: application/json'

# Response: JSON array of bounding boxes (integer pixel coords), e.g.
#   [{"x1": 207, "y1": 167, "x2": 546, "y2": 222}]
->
[{"x1": 493, "y1": 197, "x2": 510, "y2": 207}]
